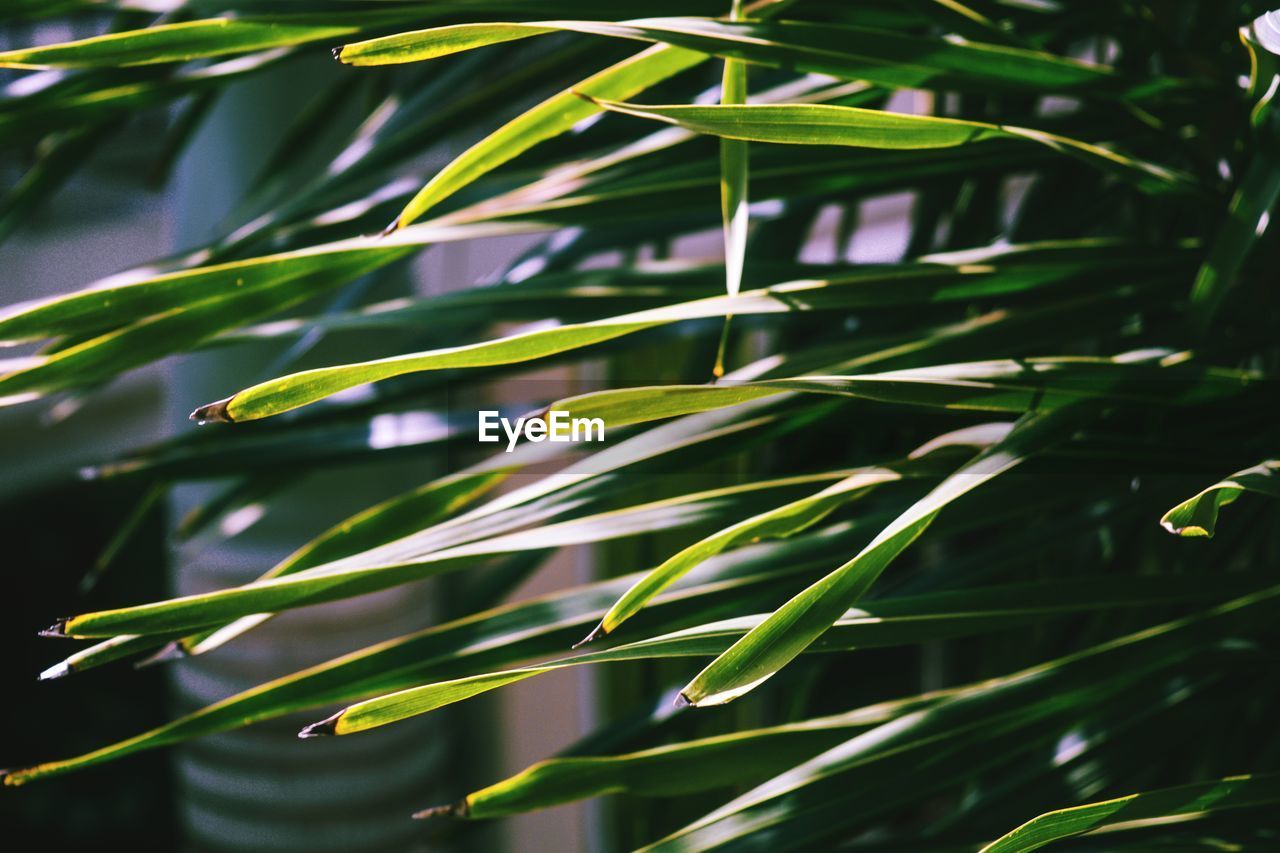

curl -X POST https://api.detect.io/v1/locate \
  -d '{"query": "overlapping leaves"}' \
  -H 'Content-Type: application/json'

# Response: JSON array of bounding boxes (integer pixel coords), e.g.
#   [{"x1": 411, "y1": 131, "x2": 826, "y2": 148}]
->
[{"x1": 1, "y1": 4, "x2": 1277, "y2": 852}]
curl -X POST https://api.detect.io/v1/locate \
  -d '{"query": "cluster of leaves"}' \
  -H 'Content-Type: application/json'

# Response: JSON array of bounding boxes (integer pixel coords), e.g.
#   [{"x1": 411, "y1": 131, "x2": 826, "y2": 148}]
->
[{"x1": 3, "y1": 1, "x2": 1280, "y2": 849}]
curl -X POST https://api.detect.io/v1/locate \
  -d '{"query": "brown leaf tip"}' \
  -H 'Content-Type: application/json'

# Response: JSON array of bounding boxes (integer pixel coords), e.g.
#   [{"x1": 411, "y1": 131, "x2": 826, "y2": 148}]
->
[
  {"x1": 572, "y1": 622, "x2": 609, "y2": 649},
  {"x1": 412, "y1": 800, "x2": 469, "y2": 820},
  {"x1": 379, "y1": 217, "x2": 400, "y2": 237},
  {"x1": 135, "y1": 642, "x2": 187, "y2": 669},
  {"x1": 330, "y1": 46, "x2": 343, "y2": 61},
  {"x1": 190, "y1": 396, "x2": 234, "y2": 425},
  {"x1": 38, "y1": 619, "x2": 69, "y2": 639},
  {"x1": 298, "y1": 712, "x2": 341, "y2": 738}
]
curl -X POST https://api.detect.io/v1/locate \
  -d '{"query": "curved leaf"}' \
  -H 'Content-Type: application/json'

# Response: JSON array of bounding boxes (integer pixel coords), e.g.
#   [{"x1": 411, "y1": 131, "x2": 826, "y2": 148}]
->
[
  {"x1": 0, "y1": 19, "x2": 360, "y2": 69},
  {"x1": 303, "y1": 572, "x2": 1229, "y2": 737},
  {"x1": 191, "y1": 269, "x2": 1003, "y2": 423},
  {"x1": 981, "y1": 773, "x2": 1280, "y2": 853},
  {"x1": 1160, "y1": 460, "x2": 1280, "y2": 538},
  {"x1": 678, "y1": 405, "x2": 1095, "y2": 707},
  {"x1": 581, "y1": 426, "x2": 1003, "y2": 643},
  {"x1": 48, "y1": 469, "x2": 857, "y2": 638},
  {"x1": 386, "y1": 45, "x2": 706, "y2": 229},
  {"x1": 3, "y1": 520, "x2": 882, "y2": 785},
  {"x1": 588, "y1": 100, "x2": 1194, "y2": 197},
  {"x1": 420, "y1": 692, "x2": 953, "y2": 820},
  {"x1": 336, "y1": 17, "x2": 1125, "y2": 95},
  {"x1": 647, "y1": 584, "x2": 1280, "y2": 851}
]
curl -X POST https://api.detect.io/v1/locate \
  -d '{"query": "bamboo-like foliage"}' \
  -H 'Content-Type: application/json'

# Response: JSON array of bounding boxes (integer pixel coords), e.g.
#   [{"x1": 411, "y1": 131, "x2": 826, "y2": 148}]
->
[{"x1": 3, "y1": 2, "x2": 1279, "y2": 850}]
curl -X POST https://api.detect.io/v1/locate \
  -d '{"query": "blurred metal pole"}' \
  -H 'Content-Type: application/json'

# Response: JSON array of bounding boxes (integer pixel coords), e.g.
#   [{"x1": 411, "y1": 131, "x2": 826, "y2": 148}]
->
[{"x1": 165, "y1": 54, "x2": 447, "y2": 853}]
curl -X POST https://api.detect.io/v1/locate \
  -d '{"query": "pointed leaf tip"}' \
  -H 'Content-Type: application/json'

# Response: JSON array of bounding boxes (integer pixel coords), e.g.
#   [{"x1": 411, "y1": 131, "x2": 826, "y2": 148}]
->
[
  {"x1": 135, "y1": 642, "x2": 187, "y2": 669},
  {"x1": 674, "y1": 692, "x2": 692, "y2": 709},
  {"x1": 412, "y1": 801, "x2": 468, "y2": 820},
  {"x1": 572, "y1": 622, "x2": 608, "y2": 649},
  {"x1": 379, "y1": 217, "x2": 400, "y2": 237},
  {"x1": 298, "y1": 713, "x2": 341, "y2": 738},
  {"x1": 330, "y1": 45, "x2": 343, "y2": 61},
  {"x1": 189, "y1": 397, "x2": 234, "y2": 425},
  {"x1": 38, "y1": 619, "x2": 69, "y2": 639}
]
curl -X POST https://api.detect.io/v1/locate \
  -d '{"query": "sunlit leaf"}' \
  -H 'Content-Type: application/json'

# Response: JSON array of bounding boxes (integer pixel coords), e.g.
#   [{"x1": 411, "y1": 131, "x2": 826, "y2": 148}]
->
[
  {"x1": 981, "y1": 773, "x2": 1280, "y2": 853},
  {"x1": 588, "y1": 100, "x2": 1194, "y2": 197},
  {"x1": 304, "y1": 572, "x2": 1238, "y2": 737},
  {"x1": 679, "y1": 405, "x2": 1096, "y2": 707},
  {"x1": 1160, "y1": 460, "x2": 1280, "y2": 538},
  {"x1": 0, "y1": 19, "x2": 361, "y2": 69}
]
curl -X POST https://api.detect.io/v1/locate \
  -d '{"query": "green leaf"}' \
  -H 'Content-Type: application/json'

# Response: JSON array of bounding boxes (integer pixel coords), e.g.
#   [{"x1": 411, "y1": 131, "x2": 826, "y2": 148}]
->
[
  {"x1": 303, "y1": 572, "x2": 1228, "y2": 737},
  {"x1": 713, "y1": 0, "x2": 750, "y2": 377},
  {"x1": 357, "y1": 3, "x2": 1109, "y2": 230},
  {"x1": 335, "y1": 18, "x2": 1126, "y2": 96},
  {"x1": 0, "y1": 259, "x2": 380, "y2": 405},
  {"x1": 0, "y1": 49, "x2": 288, "y2": 141},
  {"x1": 0, "y1": 19, "x2": 361, "y2": 69},
  {"x1": 36, "y1": 633, "x2": 184, "y2": 683},
  {"x1": 647, "y1": 583, "x2": 1280, "y2": 850},
  {"x1": 1185, "y1": 12, "x2": 1280, "y2": 330},
  {"x1": 759, "y1": 355, "x2": 1259, "y2": 412},
  {"x1": 582, "y1": 425, "x2": 1000, "y2": 643},
  {"x1": 48, "y1": 469, "x2": 857, "y2": 638},
  {"x1": 387, "y1": 45, "x2": 707, "y2": 229},
  {"x1": 678, "y1": 405, "x2": 1094, "y2": 707},
  {"x1": 0, "y1": 220, "x2": 532, "y2": 345},
  {"x1": 587, "y1": 100, "x2": 1194, "y2": 197},
  {"x1": 4, "y1": 519, "x2": 882, "y2": 784},
  {"x1": 195, "y1": 238, "x2": 1192, "y2": 423},
  {"x1": 174, "y1": 467, "x2": 513, "y2": 658},
  {"x1": 84, "y1": 407, "x2": 463, "y2": 480},
  {"x1": 0, "y1": 222, "x2": 552, "y2": 404},
  {"x1": 192, "y1": 267, "x2": 1005, "y2": 423},
  {"x1": 980, "y1": 773, "x2": 1280, "y2": 853},
  {"x1": 1160, "y1": 460, "x2": 1280, "y2": 538},
  {"x1": 1188, "y1": 155, "x2": 1280, "y2": 330},
  {"x1": 554, "y1": 352, "x2": 1256, "y2": 430},
  {"x1": 217, "y1": 260, "x2": 745, "y2": 344},
  {"x1": 422, "y1": 691, "x2": 952, "y2": 820},
  {"x1": 0, "y1": 120, "x2": 117, "y2": 244}
]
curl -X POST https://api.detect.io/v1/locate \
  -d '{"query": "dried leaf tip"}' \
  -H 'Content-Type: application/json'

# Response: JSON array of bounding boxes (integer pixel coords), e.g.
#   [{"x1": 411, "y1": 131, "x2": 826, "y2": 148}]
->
[
  {"x1": 412, "y1": 800, "x2": 469, "y2": 820},
  {"x1": 38, "y1": 619, "x2": 69, "y2": 639},
  {"x1": 298, "y1": 712, "x2": 341, "y2": 738},
  {"x1": 135, "y1": 642, "x2": 187, "y2": 669},
  {"x1": 189, "y1": 396, "x2": 234, "y2": 425},
  {"x1": 379, "y1": 217, "x2": 400, "y2": 237},
  {"x1": 572, "y1": 621, "x2": 608, "y2": 649},
  {"x1": 38, "y1": 660, "x2": 71, "y2": 681},
  {"x1": 673, "y1": 691, "x2": 693, "y2": 709},
  {"x1": 330, "y1": 46, "x2": 344, "y2": 61}
]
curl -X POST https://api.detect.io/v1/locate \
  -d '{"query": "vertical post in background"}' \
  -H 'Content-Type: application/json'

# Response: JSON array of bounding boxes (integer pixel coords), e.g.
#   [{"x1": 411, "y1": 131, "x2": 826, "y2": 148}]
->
[{"x1": 165, "y1": 54, "x2": 451, "y2": 853}]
